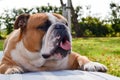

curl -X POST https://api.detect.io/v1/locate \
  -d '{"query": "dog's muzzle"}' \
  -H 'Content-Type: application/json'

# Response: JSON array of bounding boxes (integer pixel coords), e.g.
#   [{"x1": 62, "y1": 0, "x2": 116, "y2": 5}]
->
[{"x1": 41, "y1": 23, "x2": 71, "y2": 60}]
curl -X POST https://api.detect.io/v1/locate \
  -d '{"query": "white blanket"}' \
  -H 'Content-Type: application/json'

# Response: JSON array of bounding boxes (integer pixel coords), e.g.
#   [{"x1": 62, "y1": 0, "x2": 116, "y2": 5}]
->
[{"x1": 0, "y1": 51, "x2": 120, "y2": 80}]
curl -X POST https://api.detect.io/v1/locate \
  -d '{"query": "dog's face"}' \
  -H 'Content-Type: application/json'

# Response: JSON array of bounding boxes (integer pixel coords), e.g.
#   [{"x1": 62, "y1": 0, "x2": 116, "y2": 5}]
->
[{"x1": 14, "y1": 13, "x2": 71, "y2": 60}]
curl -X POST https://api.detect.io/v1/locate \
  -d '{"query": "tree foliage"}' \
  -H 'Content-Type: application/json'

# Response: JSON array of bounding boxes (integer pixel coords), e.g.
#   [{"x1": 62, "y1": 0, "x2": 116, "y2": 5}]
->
[
  {"x1": 79, "y1": 16, "x2": 113, "y2": 37},
  {"x1": 0, "y1": 6, "x2": 62, "y2": 35},
  {"x1": 0, "y1": 17, "x2": 2, "y2": 39},
  {"x1": 0, "y1": 2, "x2": 119, "y2": 37},
  {"x1": 110, "y1": 2, "x2": 120, "y2": 35}
]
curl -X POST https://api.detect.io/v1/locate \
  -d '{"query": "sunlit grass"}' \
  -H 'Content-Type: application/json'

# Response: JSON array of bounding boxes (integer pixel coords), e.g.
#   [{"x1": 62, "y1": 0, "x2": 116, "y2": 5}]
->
[
  {"x1": 0, "y1": 40, "x2": 4, "y2": 50},
  {"x1": 72, "y1": 37, "x2": 120, "y2": 77}
]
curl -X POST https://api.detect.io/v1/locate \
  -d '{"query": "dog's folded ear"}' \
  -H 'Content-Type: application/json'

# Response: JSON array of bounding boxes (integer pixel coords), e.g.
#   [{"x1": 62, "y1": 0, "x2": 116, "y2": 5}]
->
[{"x1": 14, "y1": 14, "x2": 30, "y2": 30}]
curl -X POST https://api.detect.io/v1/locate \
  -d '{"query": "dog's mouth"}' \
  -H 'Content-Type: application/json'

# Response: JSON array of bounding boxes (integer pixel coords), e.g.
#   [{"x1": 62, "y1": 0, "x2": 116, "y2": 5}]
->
[
  {"x1": 57, "y1": 30, "x2": 71, "y2": 51},
  {"x1": 42, "y1": 33, "x2": 71, "y2": 60},
  {"x1": 41, "y1": 23, "x2": 71, "y2": 60},
  {"x1": 60, "y1": 37, "x2": 71, "y2": 50}
]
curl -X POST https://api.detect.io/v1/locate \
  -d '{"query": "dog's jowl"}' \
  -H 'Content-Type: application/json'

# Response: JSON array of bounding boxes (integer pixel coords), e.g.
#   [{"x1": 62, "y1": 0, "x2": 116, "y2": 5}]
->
[{"x1": 0, "y1": 13, "x2": 107, "y2": 74}]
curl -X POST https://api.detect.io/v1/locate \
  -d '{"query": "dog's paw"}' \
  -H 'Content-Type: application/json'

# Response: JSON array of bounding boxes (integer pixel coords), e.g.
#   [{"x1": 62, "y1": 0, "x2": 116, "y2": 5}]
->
[
  {"x1": 5, "y1": 66, "x2": 24, "y2": 74},
  {"x1": 83, "y1": 62, "x2": 107, "y2": 72}
]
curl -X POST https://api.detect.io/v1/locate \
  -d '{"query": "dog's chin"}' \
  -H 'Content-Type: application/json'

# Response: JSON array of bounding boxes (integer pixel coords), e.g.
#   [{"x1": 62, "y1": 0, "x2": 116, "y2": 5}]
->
[
  {"x1": 42, "y1": 46, "x2": 71, "y2": 60},
  {"x1": 44, "y1": 52, "x2": 70, "y2": 61},
  {"x1": 47, "y1": 53, "x2": 66, "y2": 60}
]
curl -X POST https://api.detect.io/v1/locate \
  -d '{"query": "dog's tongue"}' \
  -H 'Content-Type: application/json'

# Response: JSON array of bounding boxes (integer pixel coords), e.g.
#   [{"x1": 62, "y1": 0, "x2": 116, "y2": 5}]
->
[{"x1": 60, "y1": 40, "x2": 71, "y2": 50}]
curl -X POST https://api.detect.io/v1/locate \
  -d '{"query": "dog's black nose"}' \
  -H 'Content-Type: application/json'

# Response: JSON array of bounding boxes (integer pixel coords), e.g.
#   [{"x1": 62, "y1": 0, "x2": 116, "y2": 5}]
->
[
  {"x1": 42, "y1": 54, "x2": 51, "y2": 59},
  {"x1": 55, "y1": 24, "x2": 65, "y2": 29}
]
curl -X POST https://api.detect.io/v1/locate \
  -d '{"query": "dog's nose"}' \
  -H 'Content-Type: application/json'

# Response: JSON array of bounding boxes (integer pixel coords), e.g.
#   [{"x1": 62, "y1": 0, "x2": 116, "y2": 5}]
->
[
  {"x1": 42, "y1": 54, "x2": 51, "y2": 59},
  {"x1": 55, "y1": 24, "x2": 65, "y2": 29}
]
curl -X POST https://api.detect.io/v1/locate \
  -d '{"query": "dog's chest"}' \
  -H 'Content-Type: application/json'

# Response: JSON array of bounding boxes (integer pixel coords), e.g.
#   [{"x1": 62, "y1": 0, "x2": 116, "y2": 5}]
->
[
  {"x1": 43, "y1": 56, "x2": 69, "y2": 70},
  {"x1": 10, "y1": 41, "x2": 45, "y2": 71}
]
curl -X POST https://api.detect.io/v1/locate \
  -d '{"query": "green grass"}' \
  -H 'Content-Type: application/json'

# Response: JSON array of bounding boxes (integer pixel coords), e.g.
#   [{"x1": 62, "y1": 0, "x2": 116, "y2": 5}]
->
[
  {"x1": 0, "y1": 38, "x2": 120, "y2": 77},
  {"x1": 72, "y1": 37, "x2": 120, "y2": 77},
  {"x1": 0, "y1": 40, "x2": 4, "y2": 50}
]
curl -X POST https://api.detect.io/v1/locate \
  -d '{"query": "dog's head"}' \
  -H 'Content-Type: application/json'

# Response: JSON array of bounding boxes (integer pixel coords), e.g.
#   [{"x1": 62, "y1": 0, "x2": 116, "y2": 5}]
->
[{"x1": 14, "y1": 13, "x2": 71, "y2": 60}]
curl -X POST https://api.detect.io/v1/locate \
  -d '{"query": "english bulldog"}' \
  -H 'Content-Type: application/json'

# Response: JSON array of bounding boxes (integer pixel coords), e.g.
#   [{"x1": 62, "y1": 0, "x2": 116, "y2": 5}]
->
[{"x1": 0, "y1": 13, "x2": 107, "y2": 74}]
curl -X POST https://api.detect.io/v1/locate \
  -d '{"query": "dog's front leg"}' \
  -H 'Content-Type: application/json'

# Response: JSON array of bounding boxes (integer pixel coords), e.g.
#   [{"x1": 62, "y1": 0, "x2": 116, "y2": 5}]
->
[
  {"x1": 71, "y1": 52, "x2": 107, "y2": 72},
  {"x1": 0, "y1": 63, "x2": 24, "y2": 74}
]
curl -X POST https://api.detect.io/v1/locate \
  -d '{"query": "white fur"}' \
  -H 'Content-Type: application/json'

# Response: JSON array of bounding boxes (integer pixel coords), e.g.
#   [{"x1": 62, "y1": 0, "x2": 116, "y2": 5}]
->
[
  {"x1": 40, "y1": 13, "x2": 57, "y2": 55},
  {"x1": 83, "y1": 62, "x2": 107, "y2": 71},
  {"x1": 55, "y1": 56, "x2": 69, "y2": 70},
  {"x1": 46, "y1": 13, "x2": 58, "y2": 23},
  {"x1": 5, "y1": 66, "x2": 24, "y2": 74},
  {"x1": 11, "y1": 40, "x2": 46, "y2": 71},
  {"x1": 44, "y1": 55, "x2": 69, "y2": 70}
]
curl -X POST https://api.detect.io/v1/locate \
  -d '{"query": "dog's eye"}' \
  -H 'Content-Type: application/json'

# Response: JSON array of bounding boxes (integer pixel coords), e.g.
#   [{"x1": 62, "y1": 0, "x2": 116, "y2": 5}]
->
[
  {"x1": 65, "y1": 22, "x2": 68, "y2": 26},
  {"x1": 37, "y1": 20, "x2": 51, "y2": 31},
  {"x1": 37, "y1": 26, "x2": 44, "y2": 30}
]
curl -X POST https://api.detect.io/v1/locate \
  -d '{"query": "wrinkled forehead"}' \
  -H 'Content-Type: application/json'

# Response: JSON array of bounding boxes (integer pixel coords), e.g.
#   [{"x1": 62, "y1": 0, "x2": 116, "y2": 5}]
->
[
  {"x1": 27, "y1": 13, "x2": 67, "y2": 28},
  {"x1": 46, "y1": 13, "x2": 67, "y2": 24}
]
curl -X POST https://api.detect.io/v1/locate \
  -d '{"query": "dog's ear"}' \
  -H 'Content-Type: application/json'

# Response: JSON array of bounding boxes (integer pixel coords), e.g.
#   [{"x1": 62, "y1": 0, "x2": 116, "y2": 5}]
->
[{"x1": 14, "y1": 14, "x2": 30, "y2": 30}]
